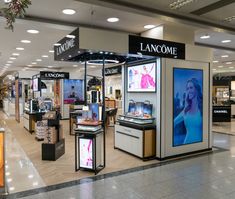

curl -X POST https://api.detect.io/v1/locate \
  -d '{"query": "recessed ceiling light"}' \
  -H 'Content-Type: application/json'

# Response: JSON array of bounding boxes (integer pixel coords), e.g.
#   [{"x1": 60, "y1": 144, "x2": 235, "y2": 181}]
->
[
  {"x1": 9, "y1": 187, "x2": 15, "y2": 191},
  {"x1": 200, "y1": 35, "x2": 210, "y2": 39},
  {"x1": 229, "y1": 66, "x2": 234, "y2": 69},
  {"x1": 221, "y1": 40, "x2": 231, "y2": 43},
  {"x1": 90, "y1": 65, "x2": 96, "y2": 68},
  {"x1": 73, "y1": 65, "x2": 78, "y2": 67},
  {"x1": 213, "y1": 60, "x2": 219, "y2": 63},
  {"x1": 221, "y1": 55, "x2": 229, "y2": 58},
  {"x1": 144, "y1": 24, "x2": 156, "y2": 29},
  {"x1": 226, "y1": 62, "x2": 232, "y2": 64},
  {"x1": 21, "y1": 40, "x2": 31, "y2": 44},
  {"x1": 62, "y1": 9, "x2": 76, "y2": 15},
  {"x1": 5, "y1": 64, "x2": 11, "y2": 66},
  {"x1": 54, "y1": 43, "x2": 61, "y2": 46},
  {"x1": 66, "y1": 35, "x2": 76, "y2": 39},
  {"x1": 213, "y1": 69, "x2": 217, "y2": 71},
  {"x1": 36, "y1": 59, "x2": 42, "y2": 62},
  {"x1": 107, "y1": 17, "x2": 119, "y2": 23},
  {"x1": 7, "y1": 61, "x2": 13, "y2": 63},
  {"x1": 12, "y1": 53, "x2": 20, "y2": 56},
  {"x1": 100, "y1": 51, "x2": 103, "y2": 54},
  {"x1": 42, "y1": 55, "x2": 49, "y2": 58},
  {"x1": 4, "y1": 0, "x2": 12, "y2": 3},
  {"x1": 7, "y1": 178, "x2": 12, "y2": 183},
  {"x1": 218, "y1": 65, "x2": 224, "y2": 68},
  {"x1": 27, "y1": 65, "x2": 32, "y2": 67},
  {"x1": 69, "y1": 55, "x2": 72, "y2": 58},
  {"x1": 16, "y1": 47, "x2": 24, "y2": 51},
  {"x1": 9, "y1": 57, "x2": 16, "y2": 60},
  {"x1": 32, "y1": 62, "x2": 37, "y2": 65},
  {"x1": 47, "y1": 66, "x2": 53, "y2": 68},
  {"x1": 27, "y1": 29, "x2": 39, "y2": 34},
  {"x1": 49, "y1": 50, "x2": 54, "y2": 53}
]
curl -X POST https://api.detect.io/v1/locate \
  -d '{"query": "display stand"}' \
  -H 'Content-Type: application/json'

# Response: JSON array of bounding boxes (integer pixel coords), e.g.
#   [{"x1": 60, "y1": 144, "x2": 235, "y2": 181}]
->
[
  {"x1": 42, "y1": 111, "x2": 65, "y2": 161},
  {"x1": 75, "y1": 129, "x2": 104, "y2": 174},
  {"x1": 115, "y1": 115, "x2": 156, "y2": 160}
]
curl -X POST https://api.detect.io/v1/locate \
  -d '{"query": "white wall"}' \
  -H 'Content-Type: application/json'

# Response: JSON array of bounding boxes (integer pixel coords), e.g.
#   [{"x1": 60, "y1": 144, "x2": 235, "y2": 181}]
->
[{"x1": 105, "y1": 75, "x2": 122, "y2": 99}]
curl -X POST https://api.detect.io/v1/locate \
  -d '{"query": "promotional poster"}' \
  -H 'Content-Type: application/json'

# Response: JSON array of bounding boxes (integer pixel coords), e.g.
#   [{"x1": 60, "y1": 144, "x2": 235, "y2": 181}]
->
[
  {"x1": 173, "y1": 68, "x2": 203, "y2": 147},
  {"x1": 128, "y1": 62, "x2": 156, "y2": 92},
  {"x1": 89, "y1": 103, "x2": 99, "y2": 121},
  {"x1": 0, "y1": 133, "x2": 4, "y2": 187},
  {"x1": 33, "y1": 78, "x2": 39, "y2": 92},
  {"x1": 79, "y1": 138, "x2": 93, "y2": 169},
  {"x1": 63, "y1": 79, "x2": 84, "y2": 104}
]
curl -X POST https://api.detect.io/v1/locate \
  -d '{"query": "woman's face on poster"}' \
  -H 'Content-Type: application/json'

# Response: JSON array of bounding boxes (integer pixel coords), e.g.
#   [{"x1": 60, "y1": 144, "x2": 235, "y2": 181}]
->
[{"x1": 186, "y1": 81, "x2": 196, "y2": 100}]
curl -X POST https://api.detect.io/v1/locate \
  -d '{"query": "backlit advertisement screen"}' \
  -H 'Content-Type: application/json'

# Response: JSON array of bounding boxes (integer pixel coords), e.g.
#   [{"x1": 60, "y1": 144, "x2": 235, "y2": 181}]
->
[
  {"x1": 79, "y1": 138, "x2": 93, "y2": 169},
  {"x1": 127, "y1": 62, "x2": 156, "y2": 92},
  {"x1": 173, "y1": 68, "x2": 203, "y2": 147},
  {"x1": 63, "y1": 79, "x2": 84, "y2": 104},
  {"x1": 33, "y1": 78, "x2": 39, "y2": 92}
]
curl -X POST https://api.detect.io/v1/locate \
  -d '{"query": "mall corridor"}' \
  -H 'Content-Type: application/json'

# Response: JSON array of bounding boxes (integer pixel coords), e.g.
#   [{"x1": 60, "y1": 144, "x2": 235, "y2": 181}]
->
[{"x1": 2, "y1": 132, "x2": 234, "y2": 199}]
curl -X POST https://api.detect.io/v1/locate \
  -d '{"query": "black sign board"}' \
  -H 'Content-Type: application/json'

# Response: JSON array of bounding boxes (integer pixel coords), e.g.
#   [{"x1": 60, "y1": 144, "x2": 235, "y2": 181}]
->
[
  {"x1": 105, "y1": 65, "x2": 122, "y2": 76},
  {"x1": 129, "y1": 35, "x2": 185, "y2": 59},
  {"x1": 54, "y1": 28, "x2": 79, "y2": 61},
  {"x1": 40, "y1": 71, "x2": 69, "y2": 80}
]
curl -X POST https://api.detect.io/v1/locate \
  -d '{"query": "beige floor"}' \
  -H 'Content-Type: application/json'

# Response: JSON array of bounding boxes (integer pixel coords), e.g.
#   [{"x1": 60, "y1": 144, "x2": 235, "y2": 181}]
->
[
  {"x1": 1, "y1": 111, "x2": 158, "y2": 187},
  {"x1": 213, "y1": 119, "x2": 235, "y2": 136}
]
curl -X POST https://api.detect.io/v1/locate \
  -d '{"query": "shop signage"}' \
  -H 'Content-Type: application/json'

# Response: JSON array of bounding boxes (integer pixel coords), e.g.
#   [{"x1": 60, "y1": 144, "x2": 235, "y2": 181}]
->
[
  {"x1": 54, "y1": 28, "x2": 79, "y2": 61},
  {"x1": 129, "y1": 35, "x2": 185, "y2": 59},
  {"x1": 40, "y1": 71, "x2": 69, "y2": 79},
  {"x1": 105, "y1": 65, "x2": 122, "y2": 76}
]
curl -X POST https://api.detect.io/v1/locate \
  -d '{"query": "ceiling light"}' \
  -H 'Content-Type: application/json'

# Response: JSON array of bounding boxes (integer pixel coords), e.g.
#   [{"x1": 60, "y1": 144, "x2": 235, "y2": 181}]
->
[
  {"x1": 170, "y1": 0, "x2": 194, "y2": 9},
  {"x1": 73, "y1": 65, "x2": 78, "y2": 67},
  {"x1": 28, "y1": 175, "x2": 34, "y2": 179},
  {"x1": 42, "y1": 55, "x2": 49, "y2": 58},
  {"x1": 213, "y1": 69, "x2": 217, "y2": 71},
  {"x1": 90, "y1": 65, "x2": 96, "y2": 68},
  {"x1": 213, "y1": 60, "x2": 219, "y2": 63},
  {"x1": 66, "y1": 35, "x2": 76, "y2": 39},
  {"x1": 144, "y1": 25, "x2": 156, "y2": 29},
  {"x1": 27, "y1": 65, "x2": 32, "y2": 67},
  {"x1": 21, "y1": 40, "x2": 31, "y2": 44},
  {"x1": 33, "y1": 182, "x2": 38, "y2": 186},
  {"x1": 6, "y1": 172, "x2": 10, "y2": 176},
  {"x1": 7, "y1": 178, "x2": 12, "y2": 183},
  {"x1": 224, "y1": 16, "x2": 235, "y2": 22},
  {"x1": 226, "y1": 62, "x2": 232, "y2": 64},
  {"x1": 221, "y1": 40, "x2": 231, "y2": 43},
  {"x1": 221, "y1": 55, "x2": 229, "y2": 58},
  {"x1": 229, "y1": 66, "x2": 234, "y2": 69},
  {"x1": 49, "y1": 50, "x2": 54, "y2": 53},
  {"x1": 9, "y1": 187, "x2": 15, "y2": 191},
  {"x1": 27, "y1": 29, "x2": 39, "y2": 34},
  {"x1": 7, "y1": 61, "x2": 13, "y2": 63},
  {"x1": 47, "y1": 66, "x2": 54, "y2": 68},
  {"x1": 68, "y1": 55, "x2": 72, "y2": 58},
  {"x1": 4, "y1": 0, "x2": 12, "y2": 3},
  {"x1": 32, "y1": 62, "x2": 37, "y2": 65},
  {"x1": 16, "y1": 47, "x2": 24, "y2": 51},
  {"x1": 12, "y1": 53, "x2": 20, "y2": 56},
  {"x1": 9, "y1": 57, "x2": 16, "y2": 60},
  {"x1": 200, "y1": 35, "x2": 210, "y2": 39},
  {"x1": 62, "y1": 9, "x2": 76, "y2": 15},
  {"x1": 218, "y1": 65, "x2": 224, "y2": 68},
  {"x1": 54, "y1": 43, "x2": 61, "y2": 46},
  {"x1": 36, "y1": 59, "x2": 42, "y2": 62},
  {"x1": 107, "y1": 17, "x2": 119, "y2": 23},
  {"x1": 5, "y1": 64, "x2": 11, "y2": 66}
]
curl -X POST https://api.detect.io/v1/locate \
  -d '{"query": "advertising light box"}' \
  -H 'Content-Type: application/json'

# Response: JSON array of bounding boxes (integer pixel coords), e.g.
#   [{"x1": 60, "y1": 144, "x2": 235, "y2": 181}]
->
[
  {"x1": 79, "y1": 138, "x2": 93, "y2": 169},
  {"x1": 127, "y1": 62, "x2": 156, "y2": 92},
  {"x1": 173, "y1": 68, "x2": 203, "y2": 147}
]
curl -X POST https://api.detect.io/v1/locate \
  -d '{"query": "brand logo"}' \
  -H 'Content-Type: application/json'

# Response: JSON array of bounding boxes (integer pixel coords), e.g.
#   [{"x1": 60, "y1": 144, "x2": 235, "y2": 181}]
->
[
  {"x1": 214, "y1": 110, "x2": 228, "y2": 114},
  {"x1": 45, "y1": 73, "x2": 65, "y2": 78},
  {"x1": 56, "y1": 38, "x2": 75, "y2": 56},
  {"x1": 140, "y1": 43, "x2": 178, "y2": 56}
]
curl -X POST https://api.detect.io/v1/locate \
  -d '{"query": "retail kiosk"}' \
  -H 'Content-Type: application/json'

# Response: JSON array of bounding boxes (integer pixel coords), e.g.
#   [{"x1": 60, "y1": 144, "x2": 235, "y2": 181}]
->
[{"x1": 55, "y1": 26, "x2": 212, "y2": 163}]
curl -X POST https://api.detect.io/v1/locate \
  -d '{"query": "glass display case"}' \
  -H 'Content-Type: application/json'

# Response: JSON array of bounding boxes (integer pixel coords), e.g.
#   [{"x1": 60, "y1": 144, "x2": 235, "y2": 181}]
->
[{"x1": 117, "y1": 114, "x2": 155, "y2": 125}]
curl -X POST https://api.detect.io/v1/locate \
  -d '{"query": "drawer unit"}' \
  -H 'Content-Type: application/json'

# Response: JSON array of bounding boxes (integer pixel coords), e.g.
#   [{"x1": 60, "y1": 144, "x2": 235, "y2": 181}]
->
[{"x1": 115, "y1": 124, "x2": 155, "y2": 159}]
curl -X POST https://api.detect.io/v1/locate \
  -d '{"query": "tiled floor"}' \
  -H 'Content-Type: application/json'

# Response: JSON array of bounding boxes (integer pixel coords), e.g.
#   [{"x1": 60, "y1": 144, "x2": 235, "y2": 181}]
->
[
  {"x1": 2, "y1": 113, "x2": 235, "y2": 198},
  {"x1": 16, "y1": 132, "x2": 235, "y2": 199},
  {"x1": 213, "y1": 119, "x2": 235, "y2": 135}
]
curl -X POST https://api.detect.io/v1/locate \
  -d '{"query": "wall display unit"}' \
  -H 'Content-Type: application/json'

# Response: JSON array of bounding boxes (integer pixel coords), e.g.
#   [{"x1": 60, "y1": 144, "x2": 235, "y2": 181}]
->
[
  {"x1": 127, "y1": 62, "x2": 156, "y2": 92},
  {"x1": 63, "y1": 79, "x2": 84, "y2": 104},
  {"x1": 173, "y1": 68, "x2": 203, "y2": 147}
]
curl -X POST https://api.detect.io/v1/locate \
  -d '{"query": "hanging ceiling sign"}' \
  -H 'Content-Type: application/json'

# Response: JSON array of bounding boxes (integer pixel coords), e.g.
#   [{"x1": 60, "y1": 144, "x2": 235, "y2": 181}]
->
[
  {"x1": 54, "y1": 28, "x2": 79, "y2": 61},
  {"x1": 129, "y1": 35, "x2": 185, "y2": 59},
  {"x1": 105, "y1": 65, "x2": 122, "y2": 76},
  {"x1": 40, "y1": 71, "x2": 69, "y2": 79}
]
